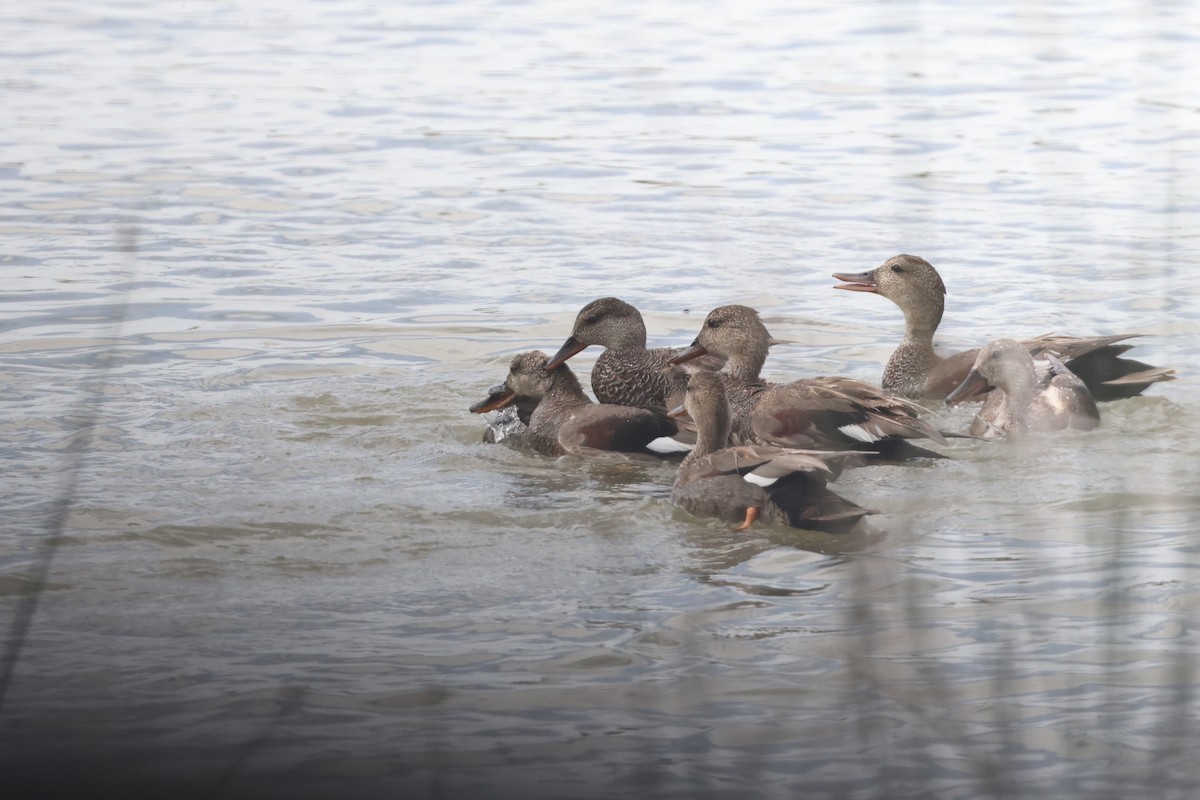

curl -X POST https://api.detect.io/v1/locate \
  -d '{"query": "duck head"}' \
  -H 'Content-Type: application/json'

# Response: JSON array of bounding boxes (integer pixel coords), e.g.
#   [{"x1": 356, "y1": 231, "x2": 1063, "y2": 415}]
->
[
  {"x1": 669, "y1": 305, "x2": 772, "y2": 378},
  {"x1": 833, "y1": 254, "x2": 946, "y2": 334},
  {"x1": 545, "y1": 297, "x2": 647, "y2": 370},
  {"x1": 945, "y1": 338, "x2": 1033, "y2": 405},
  {"x1": 471, "y1": 350, "x2": 558, "y2": 413}
]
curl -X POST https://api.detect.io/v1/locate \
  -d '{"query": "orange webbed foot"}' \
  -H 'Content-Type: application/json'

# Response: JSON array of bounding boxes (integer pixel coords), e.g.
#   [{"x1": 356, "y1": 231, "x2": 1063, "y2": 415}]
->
[{"x1": 734, "y1": 506, "x2": 760, "y2": 531}]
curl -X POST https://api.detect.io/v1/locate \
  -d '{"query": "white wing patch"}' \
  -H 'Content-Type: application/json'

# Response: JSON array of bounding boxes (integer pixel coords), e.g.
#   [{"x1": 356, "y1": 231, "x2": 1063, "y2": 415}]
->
[
  {"x1": 743, "y1": 472, "x2": 778, "y2": 487},
  {"x1": 646, "y1": 436, "x2": 694, "y2": 454},
  {"x1": 838, "y1": 423, "x2": 883, "y2": 443}
]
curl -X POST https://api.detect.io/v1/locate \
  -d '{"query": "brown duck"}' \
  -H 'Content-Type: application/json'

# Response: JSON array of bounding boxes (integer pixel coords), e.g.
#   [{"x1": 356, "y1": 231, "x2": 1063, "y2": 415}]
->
[
  {"x1": 543, "y1": 297, "x2": 724, "y2": 413},
  {"x1": 671, "y1": 371, "x2": 873, "y2": 533},
  {"x1": 833, "y1": 254, "x2": 1175, "y2": 401},
  {"x1": 668, "y1": 304, "x2": 951, "y2": 462},
  {"x1": 945, "y1": 339, "x2": 1101, "y2": 439},
  {"x1": 470, "y1": 351, "x2": 680, "y2": 457}
]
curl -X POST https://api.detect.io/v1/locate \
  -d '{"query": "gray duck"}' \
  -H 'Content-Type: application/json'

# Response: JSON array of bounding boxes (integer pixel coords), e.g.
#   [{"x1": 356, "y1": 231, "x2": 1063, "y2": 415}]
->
[
  {"x1": 833, "y1": 254, "x2": 1175, "y2": 401},
  {"x1": 670, "y1": 371, "x2": 872, "y2": 533},
  {"x1": 668, "y1": 304, "x2": 951, "y2": 462},
  {"x1": 945, "y1": 338, "x2": 1100, "y2": 439},
  {"x1": 470, "y1": 351, "x2": 680, "y2": 457},
  {"x1": 544, "y1": 297, "x2": 724, "y2": 414}
]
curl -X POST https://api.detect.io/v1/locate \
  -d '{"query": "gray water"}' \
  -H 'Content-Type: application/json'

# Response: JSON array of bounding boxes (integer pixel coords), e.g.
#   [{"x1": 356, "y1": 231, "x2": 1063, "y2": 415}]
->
[{"x1": 2, "y1": 1, "x2": 1199, "y2": 798}]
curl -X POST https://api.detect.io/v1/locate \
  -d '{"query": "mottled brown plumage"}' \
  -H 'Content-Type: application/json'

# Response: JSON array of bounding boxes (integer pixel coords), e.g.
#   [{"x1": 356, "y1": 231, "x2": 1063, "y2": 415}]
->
[
  {"x1": 833, "y1": 254, "x2": 1176, "y2": 401},
  {"x1": 470, "y1": 351, "x2": 678, "y2": 457},
  {"x1": 544, "y1": 297, "x2": 723, "y2": 413},
  {"x1": 669, "y1": 304, "x2": 949, "y2": 462},
  {"x1": 671, "y1": 371, "x2": 872, "y2": 533}
]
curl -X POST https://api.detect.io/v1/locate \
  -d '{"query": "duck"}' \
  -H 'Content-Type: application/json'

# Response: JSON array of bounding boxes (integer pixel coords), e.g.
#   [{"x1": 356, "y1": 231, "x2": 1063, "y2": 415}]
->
[
  {"x1": 945, "y1": 339, "x2": 1100, "y2": 438},
  {"x1": 670, "y1": 371, "x2": 873, "y2": 533},
  {"x1": 668, "y1": 304, "x2": 952, "y2": 461},
  {"x1": 543, "y1": 297, "x2": 725, "y2": 413},
  {"x1": 470, "y1": 351, "x2": 681, "y2": 457},
  {"x1": 832, "y1": 254, "x2": 1175, "y2": 401}
]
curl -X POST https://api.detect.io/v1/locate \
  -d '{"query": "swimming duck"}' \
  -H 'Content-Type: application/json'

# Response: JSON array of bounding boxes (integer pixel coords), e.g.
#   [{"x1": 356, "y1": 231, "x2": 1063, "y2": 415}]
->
[
  {"x1": 543, "y1": 297, "x2": 724, "y2": 413},
  {"x1": 671, "y1": 371, "x2": 873, "y2": 533},
  {"x1": 470, "y1": 351, "x2": 680, "y2": 457},
  {"x1": 945, "y1": 339, "x2": 1100, "y2": 438},
  {"x1": 832, "y1": 254, "x2": 1175, "y2": 400},
  {"x1": 668, "y1": 304, "x2": 951, "y2": 461}
]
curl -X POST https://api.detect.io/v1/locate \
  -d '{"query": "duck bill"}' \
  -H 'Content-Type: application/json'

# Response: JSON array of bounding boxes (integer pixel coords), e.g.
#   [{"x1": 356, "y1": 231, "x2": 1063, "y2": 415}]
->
[
  {"x1": 544, "y1": 336, "x2": 587, "y2": 370},
  {"x1": 945, "y1": 369, "x2": 992, "y2": 406},
  {"x1": 668, "y1": 341, "x2": 707, "y2": 366},
  {"x1": 469, "y1": 383, "x2": 516, "y2": 413},
  {"x1": 667, "y1": 402, "x2": 688, "y2": 419},
  {"x1": 831, "y1": 270, "x2": 878, "y2": 293}
]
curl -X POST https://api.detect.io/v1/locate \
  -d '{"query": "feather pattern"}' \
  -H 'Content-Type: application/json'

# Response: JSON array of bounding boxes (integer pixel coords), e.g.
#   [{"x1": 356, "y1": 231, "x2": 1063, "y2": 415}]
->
[
  {"x1": 544, "y1": 297, "x2": 725, "y2": 413},
  {"x1": 946, "y1": 340, "x2": 1100, "y2": 438},
  {"x1": 471, "y1": 351, "x2": 679, "y2": 457},
  {"x1": 670, "y1": 371, "x2": 873, "y2": 533},
  {"x1": 833, "y1": 254, "x2": 1175, "y2": 401},
  {"x1": 669, "y1": 304, "x2": 952, "y2": 462}
]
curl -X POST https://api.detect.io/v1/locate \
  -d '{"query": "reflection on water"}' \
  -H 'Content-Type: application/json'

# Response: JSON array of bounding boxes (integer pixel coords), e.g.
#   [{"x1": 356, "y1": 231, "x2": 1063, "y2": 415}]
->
[{"x1": 3, "y1": 0, "x2": 1200, "y2": 797}]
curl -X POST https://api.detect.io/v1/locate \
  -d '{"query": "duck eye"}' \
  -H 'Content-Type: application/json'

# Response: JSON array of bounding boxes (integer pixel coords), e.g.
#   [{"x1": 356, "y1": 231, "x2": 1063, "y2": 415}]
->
[
  {"x1": 891, "y1": 264, "x2": 905, "y2": 273},
  {"x1": 706, "y1": 319, "x2": 722, "y2": 329},
  {"x1": 583, "y1": 314, "x2": 599, "y2": 325}
]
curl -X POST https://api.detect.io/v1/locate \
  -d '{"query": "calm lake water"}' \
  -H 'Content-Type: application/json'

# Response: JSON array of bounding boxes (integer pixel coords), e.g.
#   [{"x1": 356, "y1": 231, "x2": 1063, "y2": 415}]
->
[{"x1": 2, "y1": 1, "x2": 1199, "y2": 798}]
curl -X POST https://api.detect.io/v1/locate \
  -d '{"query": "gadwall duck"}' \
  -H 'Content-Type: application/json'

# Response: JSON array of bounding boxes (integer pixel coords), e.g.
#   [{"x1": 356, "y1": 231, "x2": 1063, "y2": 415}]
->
[
  {"x1": 945, "y1": 339, "x2": 1100, "y2": 438},
  {"x1": 671, "y1": 371, "x2": 872, "y2": 533},
  {"x1": 471, "y1": 351, "x2": 680, "y2": 457},
  {"x1": 833, "y1": 254, "x2": 1175, "y2": 401},
  {"x1": 544, "y1": 297, "x2": 724, "y2": 413},
  {"x1": 668, "y1": 304, "x2": 952, "y2": 461}
]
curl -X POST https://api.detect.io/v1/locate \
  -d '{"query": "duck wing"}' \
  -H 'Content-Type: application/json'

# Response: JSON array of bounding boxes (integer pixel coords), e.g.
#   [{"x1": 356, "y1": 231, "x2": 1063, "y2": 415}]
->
[
  {"x1": 1030, "y1": 353, "x2": 1101, "y2": 431},
  {"x1": 694, "y1": 445, "x2": 833, "y2": 482},
  {"x1": 751, "y1": 377, "x2": 949, "y2": 449},
  {"x1": 557, "y1": 405, "x2": 679, "y2": 455},
  {"x1": 1028, "y1": 333, "x2": 1175, "y2": 401}
]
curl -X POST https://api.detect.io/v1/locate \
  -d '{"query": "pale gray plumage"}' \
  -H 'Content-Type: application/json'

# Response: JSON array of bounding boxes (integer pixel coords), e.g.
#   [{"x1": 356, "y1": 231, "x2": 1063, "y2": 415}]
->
[{"x1": 945, "y1": 339, "x2": 1100, "y2": 438}]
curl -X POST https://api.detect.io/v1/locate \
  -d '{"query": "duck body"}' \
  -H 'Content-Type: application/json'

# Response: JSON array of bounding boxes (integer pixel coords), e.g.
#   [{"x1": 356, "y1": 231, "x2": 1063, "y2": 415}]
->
[
  {"x1": 671, "y1": 371, "x2": 872, "y2": 533},
  {"x1": 590, "y1": 341, "x2": 689, "y2": 411},
  {"x1": 673, "y1": 450, "x2": 867, "y2": 532},
  {"x1": 544, "y1": 297, "x2": 723, "y2": 412},
  {"x1": 471, "y1": 351, "x2": 679, "y2": 457},
  {"x1": 945, "y1": 339, "x2": 1100, "y2": 438},
  {"x1": 668, "y1": 304, "x2": 950, "y2": 462},
  {"x1": 833, "y1": 254, "x2": 1175, "y2": 401}
]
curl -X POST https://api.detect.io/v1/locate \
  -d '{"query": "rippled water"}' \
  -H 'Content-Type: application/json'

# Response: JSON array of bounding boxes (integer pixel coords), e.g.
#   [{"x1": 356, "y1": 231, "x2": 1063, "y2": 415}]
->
[{"x1": 3, "y1": 1, "x2": 1200, "y2": 798}]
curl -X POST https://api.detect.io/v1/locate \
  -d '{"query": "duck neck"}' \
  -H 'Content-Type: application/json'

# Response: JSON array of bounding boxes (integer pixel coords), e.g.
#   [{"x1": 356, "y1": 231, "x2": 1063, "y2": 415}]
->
[
  {"x1": 1001, "y1": 361, "x2": 1039, "y2": 424},
  {"x1": 685, "y1": 398, "x2": 732, "y2": 465},
  {"x1": 529, "y1": 367, "x2": 593, "y2": 440},
  {"x1": 902, "y1": 293, "x2": 942, "y2": 351},
  {"x1": 883, "y1": 299, "x2": 944, "y2": 392},
  {"x1": 543, "y1": 366, "x2": 593, "y2": 411},
  {"x1": 723, "y1": 349, "x2": 766, "y2": 383}
]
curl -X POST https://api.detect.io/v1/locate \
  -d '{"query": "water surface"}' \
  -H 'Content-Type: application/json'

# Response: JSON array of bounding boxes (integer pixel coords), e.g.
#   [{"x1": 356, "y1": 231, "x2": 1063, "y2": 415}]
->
[{"x1": 2, "y1": 1, "x2": 1199, "y2": 798}]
